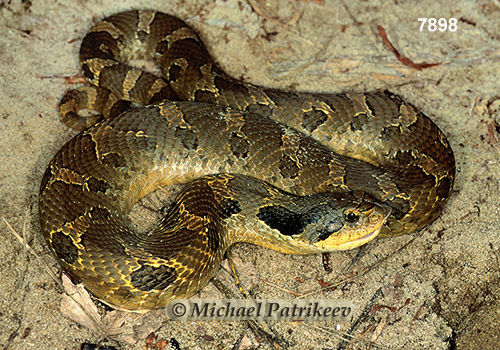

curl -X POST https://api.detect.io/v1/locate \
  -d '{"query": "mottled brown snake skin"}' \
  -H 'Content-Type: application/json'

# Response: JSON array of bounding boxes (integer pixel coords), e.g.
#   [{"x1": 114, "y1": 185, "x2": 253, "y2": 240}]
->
[{"x1": 39, "y1": 10, "x2": 455, "y2": 311}]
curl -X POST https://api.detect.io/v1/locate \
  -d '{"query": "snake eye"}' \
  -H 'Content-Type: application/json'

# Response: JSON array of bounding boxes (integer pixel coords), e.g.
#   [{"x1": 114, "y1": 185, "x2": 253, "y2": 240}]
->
[{"x1": 345, "y1": 210, "x2": 360, "y2": 223}]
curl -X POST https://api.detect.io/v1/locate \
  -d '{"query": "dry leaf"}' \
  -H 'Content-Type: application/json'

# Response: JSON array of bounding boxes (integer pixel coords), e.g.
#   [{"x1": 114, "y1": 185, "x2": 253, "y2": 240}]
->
[
  {"x1": 60, "y1": 274, "x2": 102, "y2": 334},
  {"x1": 59, "y1": 275, "x2": 164, "y2": 345}
]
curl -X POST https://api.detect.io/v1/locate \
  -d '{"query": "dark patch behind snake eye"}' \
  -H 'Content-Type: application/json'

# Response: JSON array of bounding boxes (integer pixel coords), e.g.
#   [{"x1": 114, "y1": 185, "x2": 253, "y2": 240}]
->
[
  {"x1": 257, "y1": 205, "x2": 306, "y2": 237},
  {"x1": 130, "y1": 262, "x2": 177, "y2": 291}
]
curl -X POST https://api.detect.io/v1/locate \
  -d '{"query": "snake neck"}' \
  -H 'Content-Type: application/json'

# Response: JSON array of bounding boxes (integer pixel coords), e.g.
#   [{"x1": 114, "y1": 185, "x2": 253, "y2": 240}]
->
[{"x1": 148, "y1": 174, "x2": 390, "y2": 256}]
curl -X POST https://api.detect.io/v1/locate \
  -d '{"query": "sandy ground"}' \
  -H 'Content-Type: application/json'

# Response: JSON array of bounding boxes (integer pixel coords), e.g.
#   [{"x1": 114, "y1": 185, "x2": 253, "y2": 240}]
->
[{"x1": 1, "y1": 0, "x2": 499, "y2": 349}]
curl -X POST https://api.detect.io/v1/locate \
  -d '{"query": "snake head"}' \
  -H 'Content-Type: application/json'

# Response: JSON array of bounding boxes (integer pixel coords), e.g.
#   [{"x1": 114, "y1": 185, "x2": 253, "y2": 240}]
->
[{"x1": 298, "y1": 191, "x2": 392, "y2": 251}]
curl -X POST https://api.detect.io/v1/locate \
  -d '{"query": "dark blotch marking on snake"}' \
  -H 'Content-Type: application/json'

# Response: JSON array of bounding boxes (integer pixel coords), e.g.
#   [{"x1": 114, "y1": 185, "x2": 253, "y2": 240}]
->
[
  {"x1": 381, "y1": 125, "x2": 402, "y2": 141},
  {"x1": 383, "y1": 90, "x2": 405, "y2": 104},
  {"x1": 206, "y1": 225, "x2": 220, "y2": 254},
  {"x1": 174, "y1": 125, "x2": 198, "y2": 150},
  {"x1": 51, "y1": 230, "x2": 79, "y2": 266},
  {"x1": 168, "y1": 64, "x2": 182, "y2": 81},
  {"x1": 278, "y1": 154, "x2": 301, "y2": 179},
  {"x1": 350, "y1": 113, "x2": 368, "y2": 132},
  {"x1": 257, "y1": 203, "x2": 345, "y2": 242},
  {"x1": 302, "y1": 108, "x2": 329, "y2": 132},
  {"x1": 229, "y1": 132, "x2": 250, "y2": 158},
  {"x1": 130, "y1": 262, "x2": 177, "y2": 291},
  {"x1": 220, "y1": 198, "x2": 242, "y2": 219},
  {"x1": 436, "y1": 176, "x2": 451, "y2": 199},
  {"x1": 194, "y1": 89, "x2": 217, "y2": 104},
  {"x1": 47, "y1": 181, "x2": 90, "y2": 222},
  {"x1": 109, "y1": 100, "x2": 131, "y2": 118},
  {"x1": 86, "y1": 177, "x2": 109, "y2": 193},
  {"x1": 102, "y1": 152, "x2": 127, "y2": 168},
  {"x1": 151, "y1": 12, "x2": 187, "y2": 54},
  {"x1": 363, "y1": 94, "x2": 384, "y2": 118},
  {"x1": 394, "y1": 151, "x2": 436, "y2": 189},
  {"x1": 89, "y1": 206, "x2": 111, "y2": 221},
  {"x1": 80, "y1": 31, "x2": 118, "y2": 62},
  {"x1": 245, "y1": 103, "x2": 274, "y2": 118},
  {"x1": 168, "y1": 38, "x2": 210, "y2": 76},
  {"x1": 214, "y1": 76, "x2": 249, "y2": 95},
  {"x1": 136, "y1": 29, "x2": 148, "y2": 43},
  {"x1": 257, "y1": 205, "x2": 307, "y2": 237}
]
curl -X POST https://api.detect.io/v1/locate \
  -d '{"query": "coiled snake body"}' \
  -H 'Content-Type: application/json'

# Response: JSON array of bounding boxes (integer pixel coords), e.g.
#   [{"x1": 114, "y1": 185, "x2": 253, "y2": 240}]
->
[{"x1": 39, "y1": 10, "x2": 455, "y2": 311}]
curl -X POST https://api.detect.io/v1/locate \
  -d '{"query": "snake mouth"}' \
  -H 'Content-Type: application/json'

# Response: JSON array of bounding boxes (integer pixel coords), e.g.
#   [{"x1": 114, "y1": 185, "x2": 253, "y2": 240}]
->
[
  {"x1": 355, "y1": 229, "x2": 377, "y2": 242},
  {"x1": 336, "y1": 226, "x2": 382, "y2": 250}
]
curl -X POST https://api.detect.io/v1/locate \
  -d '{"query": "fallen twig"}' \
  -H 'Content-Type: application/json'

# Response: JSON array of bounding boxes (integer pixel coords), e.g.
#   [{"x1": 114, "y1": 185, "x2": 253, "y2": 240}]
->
[{"x1": 377, "y1": 25, "x2": 441, "y2": 70}]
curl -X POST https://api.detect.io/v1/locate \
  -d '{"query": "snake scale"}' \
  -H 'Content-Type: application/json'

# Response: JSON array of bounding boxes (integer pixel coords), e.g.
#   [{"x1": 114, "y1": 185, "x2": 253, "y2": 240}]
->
[{"x1": 39, "y1": 10, "x2": 455, "y2": 311}]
